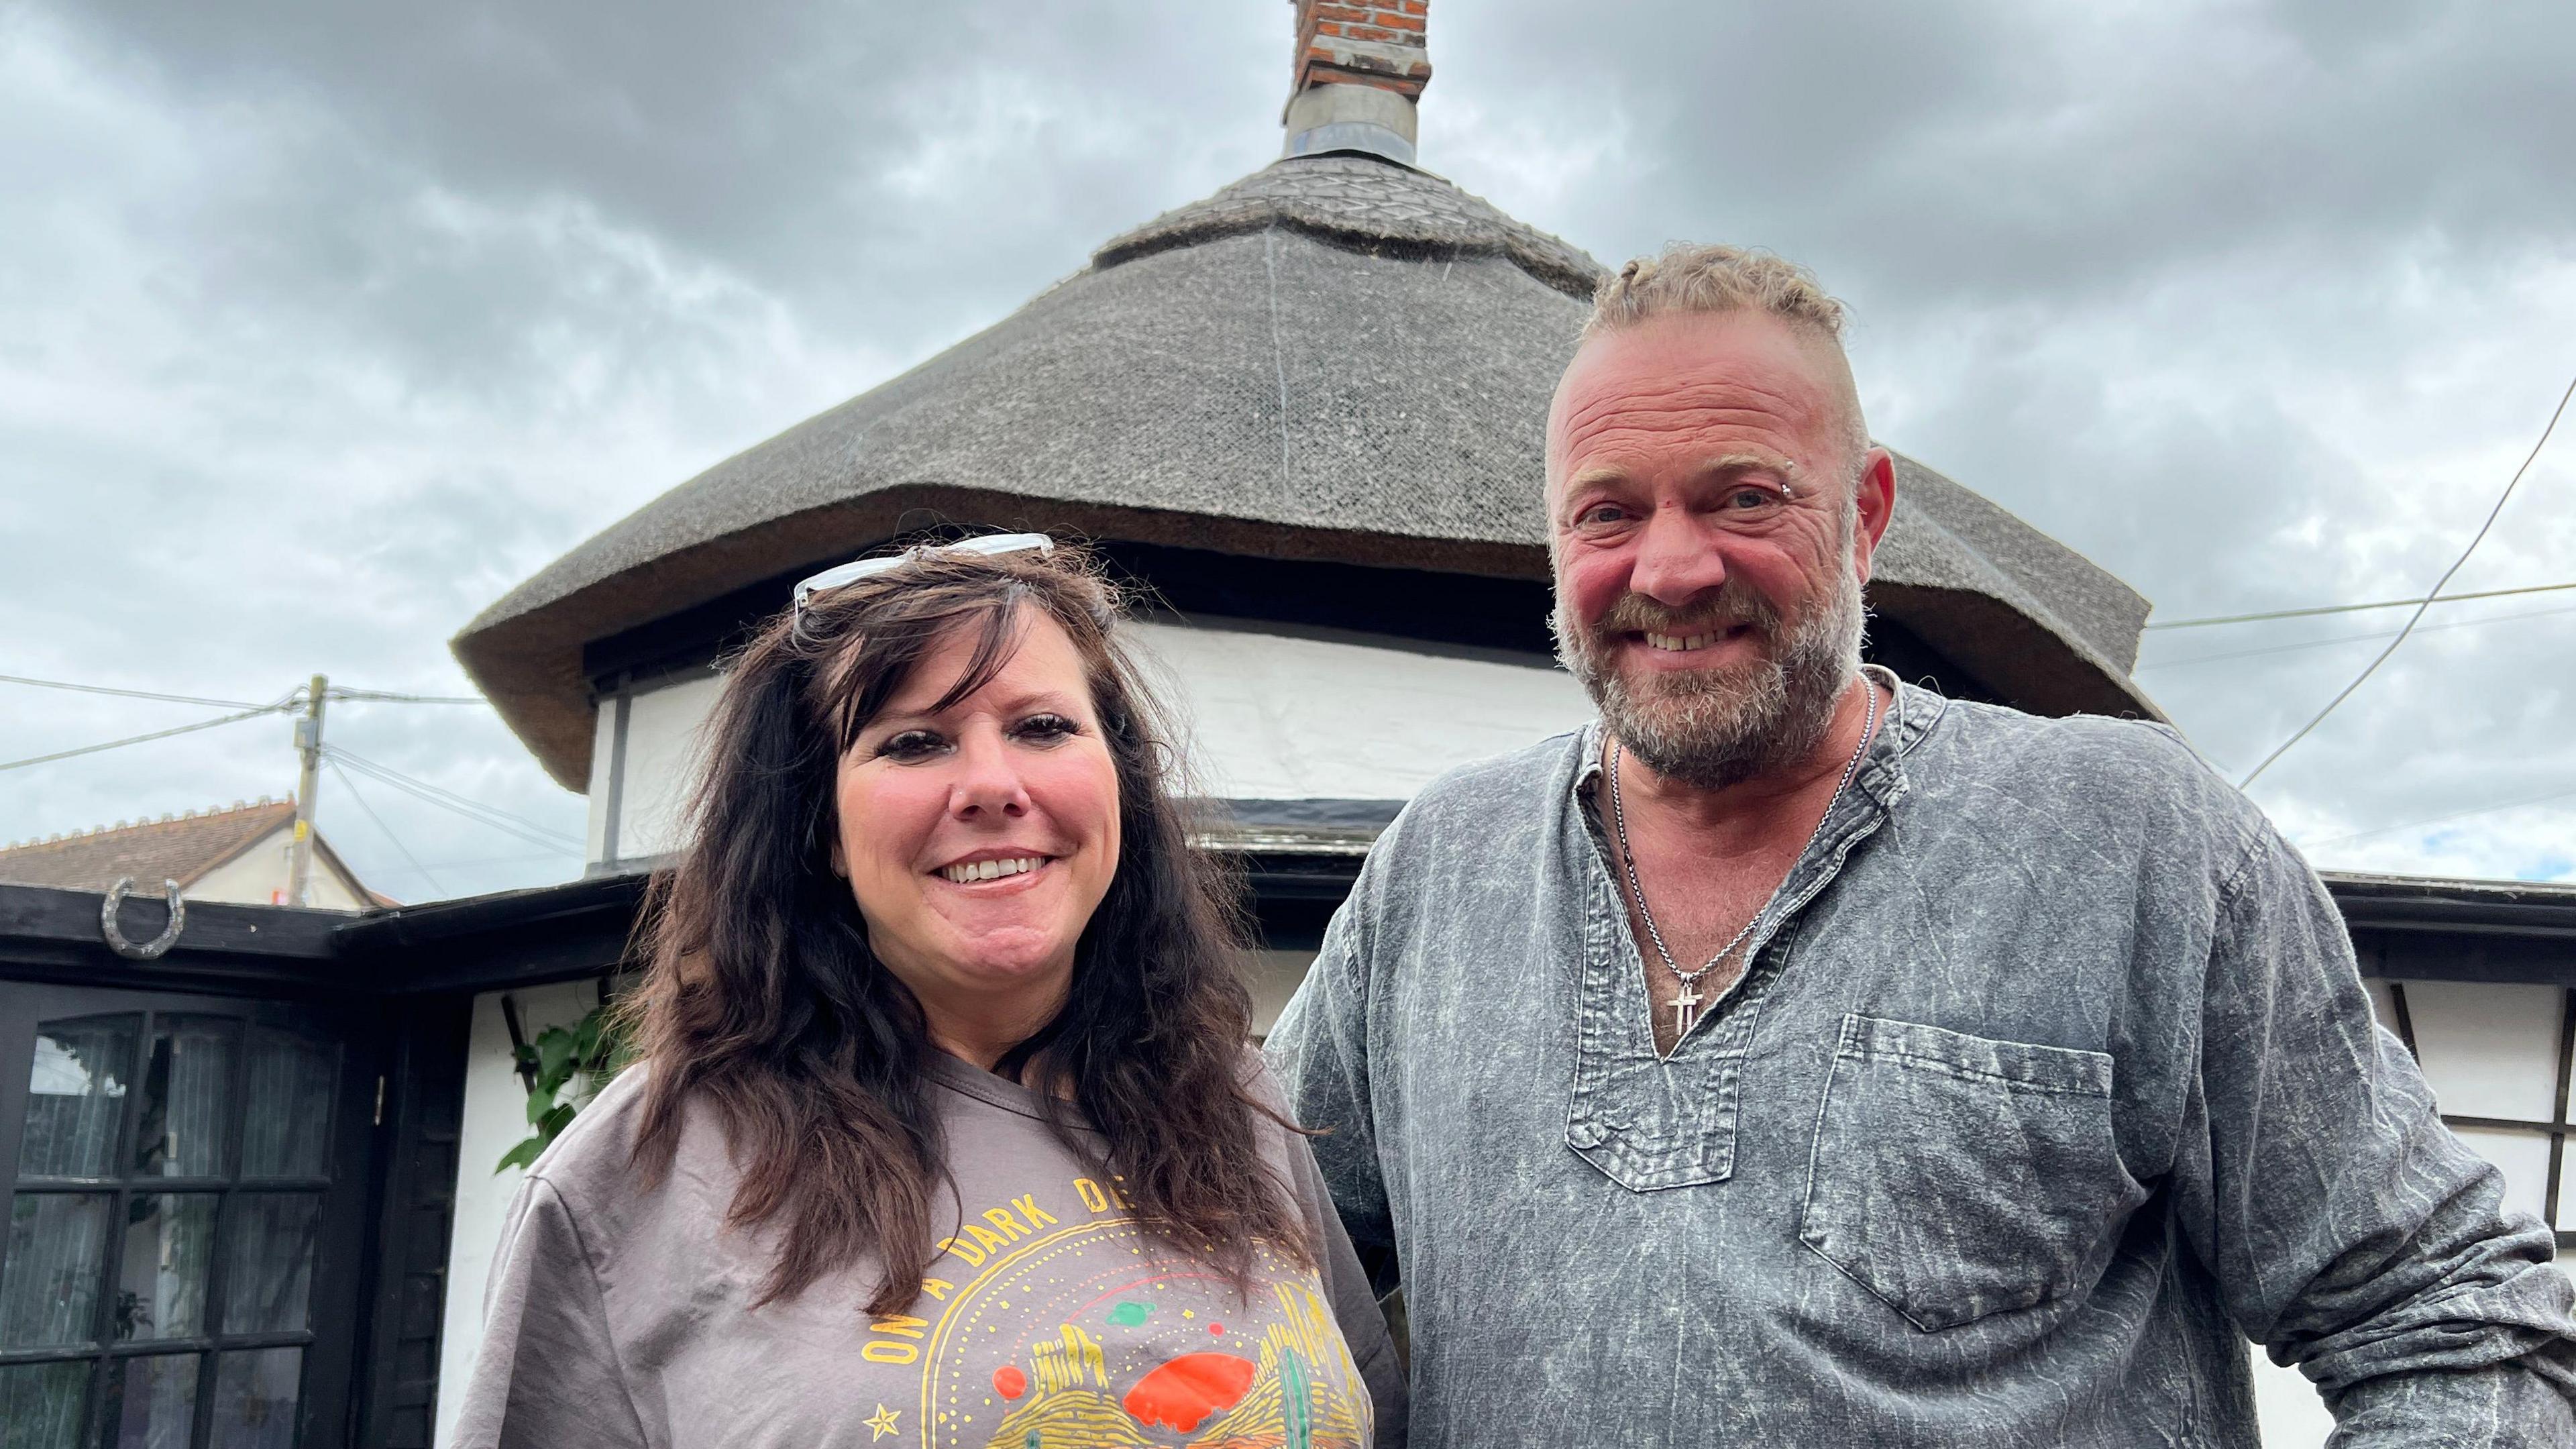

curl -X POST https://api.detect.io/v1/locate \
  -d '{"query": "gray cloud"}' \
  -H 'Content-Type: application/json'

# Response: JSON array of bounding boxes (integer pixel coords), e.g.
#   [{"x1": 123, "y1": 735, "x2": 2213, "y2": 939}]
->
[{"x1": 5, "y1": 0, "x2": 2572, "y2": 896}]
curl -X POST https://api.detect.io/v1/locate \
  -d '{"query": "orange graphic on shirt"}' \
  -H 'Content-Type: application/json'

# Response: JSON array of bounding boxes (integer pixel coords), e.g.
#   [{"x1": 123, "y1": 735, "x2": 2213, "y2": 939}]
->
[
  {"x1": 908, "y1": 1183, "x2": 1370, "y2": 1448},
  {"x1": 971, "y1": 1284, "x2": 1363, "y2": 1448},
  {"x1": 1123, "y1": 1352, "x2": 1258, "y2": 1432}
]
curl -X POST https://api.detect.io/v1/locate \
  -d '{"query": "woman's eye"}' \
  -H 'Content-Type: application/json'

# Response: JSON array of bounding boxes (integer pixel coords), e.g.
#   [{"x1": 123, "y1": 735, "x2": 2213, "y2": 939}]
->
[
  {"x1": 1013, "y1": 713, "x2": 1080, "y2": 744},
  {"x1": 874, "y1": 729, "x2": 949, "y2": 762}
]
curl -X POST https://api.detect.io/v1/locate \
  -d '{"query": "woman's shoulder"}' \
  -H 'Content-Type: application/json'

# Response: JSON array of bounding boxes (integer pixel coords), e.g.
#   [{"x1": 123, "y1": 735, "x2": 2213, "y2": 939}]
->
[
  {"x1": 1231, "y1": 1046, "x2": 1324, "y2": 1170},
  {"x1": 1232, "y1": 1041, "x2": 1289, "y2": 1114},
  {"x1": 521, "y1": 1061, "x2": 724, "y2": 1221}
]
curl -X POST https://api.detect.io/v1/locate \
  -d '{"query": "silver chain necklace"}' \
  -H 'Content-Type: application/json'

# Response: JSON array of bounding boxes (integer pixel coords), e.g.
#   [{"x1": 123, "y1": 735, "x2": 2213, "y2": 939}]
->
[{"x1": 1609, "y1": 682, "x2": 1880, "y2": 1040}]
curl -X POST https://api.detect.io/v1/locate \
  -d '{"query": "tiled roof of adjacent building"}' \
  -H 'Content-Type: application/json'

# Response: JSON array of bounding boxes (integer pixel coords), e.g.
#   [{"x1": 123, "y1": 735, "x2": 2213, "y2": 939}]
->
[{"x1": 0, "y1": 798, "x2": 295, "y2": 892}]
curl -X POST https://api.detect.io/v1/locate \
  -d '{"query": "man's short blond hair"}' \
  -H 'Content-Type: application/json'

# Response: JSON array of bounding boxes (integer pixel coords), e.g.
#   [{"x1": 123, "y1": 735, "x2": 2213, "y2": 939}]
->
[
  {"x1": 1586, "y1": 243, "x2": 1847, "y2": 342},
  {"x1": 1582, "y1": 244, "x2": 1868, "y2": 464}
]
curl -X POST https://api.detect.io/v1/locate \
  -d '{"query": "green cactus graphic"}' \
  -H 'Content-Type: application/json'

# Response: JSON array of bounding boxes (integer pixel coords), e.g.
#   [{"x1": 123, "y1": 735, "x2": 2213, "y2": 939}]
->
[{"x1": 1281, "y1": 1346, "x2": 1312, "y2": 1449}]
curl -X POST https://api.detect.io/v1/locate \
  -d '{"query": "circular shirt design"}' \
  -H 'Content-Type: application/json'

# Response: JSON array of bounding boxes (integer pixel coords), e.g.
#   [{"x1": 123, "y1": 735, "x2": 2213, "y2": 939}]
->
[{"x1": 907, "y1": 1216, "x2": 1370, "y2": 1448}]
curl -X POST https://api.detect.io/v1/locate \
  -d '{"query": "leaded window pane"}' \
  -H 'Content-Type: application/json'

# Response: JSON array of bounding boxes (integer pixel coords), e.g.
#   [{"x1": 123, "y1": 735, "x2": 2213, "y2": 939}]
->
[
  {"x1": 1, "y1": 1192, "x2": 110, "y2": 1349},
  {"x1": 117, "y1": 1194, "x2": 216, "y2": 1342},
  {"x1": 237, "y1": 1033, "x2": 335, "y2": 1181},
  {"x1": 3, "y1": 1003, "x2": 339, "y2": 1449},
  {"x1": 19, "y1": 1018, "x2": 138, "y2": 1180},
  {"x1": 216, "y1": 1196, "x2": 320, "y2": 1336},
  {"x1": 207, "y1": 1347, "x2": 301, "y2": 1449},
  {"x1": 104, "y1": 1353, "x2": 200, "y2": 1449},
  {"x1": 0, "y1": 1359, "x2": 90, "y2": 1449},
  {"x1": 134, "y1": 1020, "x2": 235, "y2": 1181}
]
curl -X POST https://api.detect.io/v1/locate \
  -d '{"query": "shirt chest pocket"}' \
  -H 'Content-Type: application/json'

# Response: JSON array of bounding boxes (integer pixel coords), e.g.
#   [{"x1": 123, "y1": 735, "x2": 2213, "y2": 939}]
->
[{"x1": 1797, "y1": 1014, "x2": 2143, "y2": 1332}]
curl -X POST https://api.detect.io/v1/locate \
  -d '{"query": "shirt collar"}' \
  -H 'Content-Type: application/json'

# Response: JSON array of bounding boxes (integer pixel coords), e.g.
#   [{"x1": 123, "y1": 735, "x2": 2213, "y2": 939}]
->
[{"x1": 1571, "y1": 663, "x2": 1941, "y2": 806}]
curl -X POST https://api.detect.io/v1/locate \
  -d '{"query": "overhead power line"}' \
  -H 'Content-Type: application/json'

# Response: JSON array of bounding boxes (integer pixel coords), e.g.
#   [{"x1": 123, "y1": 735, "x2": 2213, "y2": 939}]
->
[
  {"x1": 2238, "y1": 369, "x2": 2576, "y2": 790},
  {"x1": 327, "y1": 755, "x2": 445, "y2": 897},
  {"x1": 325, "y1": 761, "x2": 575, "y2": 855},
  {"x1": 325, "y1": 747, "x2": 576, "y2": 851},
  {"x1": 322, "y1": 745, "x2": 581, "y2": 853},
  {"x1": 0, "y1": 674, "x2": 272, "y2": 709},
  {"x1": 0, "y1": 669, "x2": 486, "y2": 710},
  {"x1": 0, "y1": 701, "x2": 295, "y2": 773},
  {"x1": 2139, "y1": 600, "x2": 2576, "y2": 673},
  {"x1": 2146, "y1": 578, "x2": 2576, "y2": 631},
  {"x1": 2308, "y1": 782, "x2": 2576, "y2": 850},
  {"x1": 327, "y1": 688, "x2": 486, "y2": 705}
]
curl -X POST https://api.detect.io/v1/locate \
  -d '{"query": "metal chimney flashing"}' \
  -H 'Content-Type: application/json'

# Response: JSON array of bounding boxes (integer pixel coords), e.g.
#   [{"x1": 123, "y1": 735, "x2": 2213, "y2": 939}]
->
[
  {"x1": 1283, "y1": 81, "x2": 1419, "y2": 165},
  {"x1": 1285, "y1": 120, "x2": 1416, "y2": 165}
]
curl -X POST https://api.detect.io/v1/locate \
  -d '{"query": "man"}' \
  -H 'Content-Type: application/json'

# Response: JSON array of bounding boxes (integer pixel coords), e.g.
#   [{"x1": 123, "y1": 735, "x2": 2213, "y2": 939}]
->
[{"x1": 1266, "y1": 244, "x2": 2576, "y2": 1445}]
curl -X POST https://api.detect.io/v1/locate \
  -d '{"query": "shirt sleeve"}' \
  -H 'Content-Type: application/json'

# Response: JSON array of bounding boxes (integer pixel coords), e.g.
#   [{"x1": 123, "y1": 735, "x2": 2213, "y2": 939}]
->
[
  {"x1": 1278, "y1": 1091, "x2": 1409, "y2": 1448},
  {"x1": 1265, "y1": 872, "x2": 1398, "y2": 1292},
  {"x1": 2175, "y1": 822, "x2": 2576, "y2": 1443},
  {"x1": 447, "y1": 1174, "x2": 652, "y2": 1449}
]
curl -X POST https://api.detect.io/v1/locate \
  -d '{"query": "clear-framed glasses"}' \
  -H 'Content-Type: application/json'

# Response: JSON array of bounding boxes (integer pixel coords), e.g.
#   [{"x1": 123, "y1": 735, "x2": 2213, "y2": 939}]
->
[{"x1": 792, "y1": 533, "x2": 1055, "y2": 614}]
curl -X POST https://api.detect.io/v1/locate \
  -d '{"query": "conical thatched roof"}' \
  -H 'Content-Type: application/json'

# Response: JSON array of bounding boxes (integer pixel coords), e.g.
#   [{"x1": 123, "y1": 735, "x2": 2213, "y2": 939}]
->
[{"x1": 457, "y1": 152, "x2": 2155, "y2": 790}]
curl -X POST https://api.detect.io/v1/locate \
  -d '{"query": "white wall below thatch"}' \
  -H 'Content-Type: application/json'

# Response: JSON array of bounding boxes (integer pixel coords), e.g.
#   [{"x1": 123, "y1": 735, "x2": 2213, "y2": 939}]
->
[{"x1": 582, "y1": 619, "x2": 1596, "y2": 869}]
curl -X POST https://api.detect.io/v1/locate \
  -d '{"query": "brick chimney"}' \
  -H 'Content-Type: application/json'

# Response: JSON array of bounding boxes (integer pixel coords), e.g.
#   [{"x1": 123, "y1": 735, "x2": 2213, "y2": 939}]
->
[{"x1": 1284, "y1": 1, "x2": 1430, "y2": 164}]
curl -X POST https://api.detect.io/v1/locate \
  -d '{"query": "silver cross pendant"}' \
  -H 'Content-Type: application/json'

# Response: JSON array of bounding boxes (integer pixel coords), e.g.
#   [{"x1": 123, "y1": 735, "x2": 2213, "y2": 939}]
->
[{"x1": 1668, "y1": 989, "x2": 1703, "y2": 1039}]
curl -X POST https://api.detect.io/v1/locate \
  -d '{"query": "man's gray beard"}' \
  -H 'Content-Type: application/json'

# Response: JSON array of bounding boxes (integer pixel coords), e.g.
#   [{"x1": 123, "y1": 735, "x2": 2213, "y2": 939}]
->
[{"x1": 1556, "y1": 566, "x2": 1866, "y2": 792}]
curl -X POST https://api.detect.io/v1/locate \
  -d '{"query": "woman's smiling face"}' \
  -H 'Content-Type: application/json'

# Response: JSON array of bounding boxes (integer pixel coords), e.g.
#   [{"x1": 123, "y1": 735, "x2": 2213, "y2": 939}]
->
[{"x1": 832, "y1": 605, "x2": 1121, "y2": 1050}]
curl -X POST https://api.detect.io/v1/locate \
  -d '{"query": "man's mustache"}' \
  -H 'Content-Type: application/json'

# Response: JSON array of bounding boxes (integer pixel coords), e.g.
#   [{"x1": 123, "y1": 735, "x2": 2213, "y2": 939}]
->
[{"x1": 1591, "y1": 582, "x2": 1784, "y2": 639}]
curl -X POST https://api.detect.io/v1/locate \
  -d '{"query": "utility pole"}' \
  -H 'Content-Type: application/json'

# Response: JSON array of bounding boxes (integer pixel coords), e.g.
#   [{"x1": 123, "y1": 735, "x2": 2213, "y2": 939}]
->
[{"x1": 287, "y1": 674, "x2": 326, "y2": 907}]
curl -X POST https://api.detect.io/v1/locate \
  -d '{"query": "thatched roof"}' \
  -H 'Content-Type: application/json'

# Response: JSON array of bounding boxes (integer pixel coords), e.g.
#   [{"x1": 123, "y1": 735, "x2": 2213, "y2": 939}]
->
[{"x1": 456, "y1": 153, "x2": 2155, "y2": 790}]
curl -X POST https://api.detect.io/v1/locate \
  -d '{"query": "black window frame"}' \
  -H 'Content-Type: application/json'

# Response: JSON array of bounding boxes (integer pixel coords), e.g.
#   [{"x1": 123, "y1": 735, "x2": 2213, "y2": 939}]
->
[{"x1": 0, "y1": 982, "x2": 380, "y2": 1449}]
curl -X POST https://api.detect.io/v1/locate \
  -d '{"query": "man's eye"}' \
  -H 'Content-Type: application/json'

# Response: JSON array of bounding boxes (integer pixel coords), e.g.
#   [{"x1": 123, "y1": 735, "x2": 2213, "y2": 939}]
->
[
  {"x1": 874, "y1": 729, "x2": 948, "y2": 761},
  {"x1": 1013, "y1": 713, "x2": 1080, "y2": 744},
  {"x1": 1725, "y1": 486, "x2": 1783, "y2": 511},
  {"x1": 1575, "y1": 502, "x2": 1630, "y2": 527}
]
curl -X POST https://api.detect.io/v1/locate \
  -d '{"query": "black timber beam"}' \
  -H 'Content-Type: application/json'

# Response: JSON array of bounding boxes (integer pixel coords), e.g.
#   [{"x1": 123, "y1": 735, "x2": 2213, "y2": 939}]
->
[
  {"x1": 2326, "y1": 872, "x2": 2576, "y2": 987},
  {"x1": 333, "y1": 872, "x2": 653, "y2": 995},
  {"x1": 9, "y1": 865, "x2": 2571, "y2": 998},
  {"x1": 0, "y1": 881, "x2": 352, "y2": 998},
  {"x1": 326, "y1": 854, "x2": 1368, "y2": 994}
]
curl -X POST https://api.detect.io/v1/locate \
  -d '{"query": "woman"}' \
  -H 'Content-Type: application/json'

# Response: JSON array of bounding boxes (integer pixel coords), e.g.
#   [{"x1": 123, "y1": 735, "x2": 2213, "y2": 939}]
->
[{"x1": 454, "y1": 537, "x2": 1404, "y2": 1448}]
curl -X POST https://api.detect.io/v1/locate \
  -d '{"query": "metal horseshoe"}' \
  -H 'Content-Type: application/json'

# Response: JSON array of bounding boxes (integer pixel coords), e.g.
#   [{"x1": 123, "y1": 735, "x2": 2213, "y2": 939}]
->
[{"x1": 100, "y1": 877, "x2": 186, "y2": 961}]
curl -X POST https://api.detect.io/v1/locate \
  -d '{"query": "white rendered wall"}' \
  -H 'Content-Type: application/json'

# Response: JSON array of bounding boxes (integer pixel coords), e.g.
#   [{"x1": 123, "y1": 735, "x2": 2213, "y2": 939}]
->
[
  {"x1": 2393, "y1": 980, "x2": 2570, "y2": 1230},
  {"x1": 2251, "y1": 1356, "x2": 2337, "y2": 1444},
  {"x1": 584, "y1": 702, "x2": 615, "y2": 864},
  {"x1": 435, "y1": 980, "x2": 602, "y2": 1449},
  {"x1": 185, "y1": 824, "x2": 372, "y2": 910},
  {"x1": 584, "y1": 621, "x2": 1597, "y2": 865},
  {"x1": 1248, "y1": 949, "x2": 1320, "y2": 1038},
  {"x1": 1120, "y1": 620, "x2": 1595, "y2": 801},
  {"x1": 613, "y1": 672, "x2": 722, "y2": 863}
]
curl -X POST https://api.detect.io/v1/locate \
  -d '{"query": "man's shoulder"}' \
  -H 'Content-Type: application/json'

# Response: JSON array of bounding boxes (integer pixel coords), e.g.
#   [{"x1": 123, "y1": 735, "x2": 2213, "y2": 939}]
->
[
  {"x1": 1925, "y1": 697, "x2": 2261, "y2": 843},
  {"x1": 1383, "y1": 728, "x2": 1589, "y2": 843},
  {"x1": 1934, "y1": 696, "x2": 2194, "y2": 766}
]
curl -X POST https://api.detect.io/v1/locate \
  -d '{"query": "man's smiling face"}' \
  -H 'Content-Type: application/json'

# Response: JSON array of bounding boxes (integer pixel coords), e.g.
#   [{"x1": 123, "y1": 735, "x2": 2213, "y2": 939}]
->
[{"x1": 1546, "y1": 309, "x2": 1891, "y2": 786}]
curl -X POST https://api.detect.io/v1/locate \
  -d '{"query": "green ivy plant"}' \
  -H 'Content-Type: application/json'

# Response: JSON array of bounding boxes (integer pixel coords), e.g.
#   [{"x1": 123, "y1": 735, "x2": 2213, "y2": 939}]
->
[{"x1": 496, "y1": 1002, "x2": 627, "y2": 1173}]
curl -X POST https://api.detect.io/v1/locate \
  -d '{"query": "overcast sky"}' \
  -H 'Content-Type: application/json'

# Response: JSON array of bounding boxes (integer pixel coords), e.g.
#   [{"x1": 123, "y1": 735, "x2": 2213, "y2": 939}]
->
[{"x1": 4, "y1": 0, "x2": 2571, "y2": 903}]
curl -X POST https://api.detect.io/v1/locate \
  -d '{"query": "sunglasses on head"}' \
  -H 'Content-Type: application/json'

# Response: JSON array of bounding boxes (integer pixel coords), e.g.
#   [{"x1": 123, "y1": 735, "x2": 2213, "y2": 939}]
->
[{"x1": 791, "y1": 533, "x2": 1055, "y2": 615}]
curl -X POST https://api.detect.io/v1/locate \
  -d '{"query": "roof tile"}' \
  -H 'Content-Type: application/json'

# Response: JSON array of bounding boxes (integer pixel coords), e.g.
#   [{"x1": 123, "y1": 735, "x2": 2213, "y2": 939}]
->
[{"x1": 0, "y1": 800, "x2": 293, "y2": 893}]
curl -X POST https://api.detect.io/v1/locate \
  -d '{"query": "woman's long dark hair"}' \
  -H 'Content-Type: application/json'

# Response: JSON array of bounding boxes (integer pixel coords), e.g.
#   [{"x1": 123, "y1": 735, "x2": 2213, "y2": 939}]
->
[{"x1": 621, "y1": 541, "x2": 1308, "y2": 1315}]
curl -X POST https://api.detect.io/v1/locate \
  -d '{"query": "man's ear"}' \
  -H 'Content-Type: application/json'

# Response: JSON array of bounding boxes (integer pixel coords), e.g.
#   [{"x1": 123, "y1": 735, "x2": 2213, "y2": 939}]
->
[{"x1": 1851, "y1": 446, "x2": 1897, "y2": 584}]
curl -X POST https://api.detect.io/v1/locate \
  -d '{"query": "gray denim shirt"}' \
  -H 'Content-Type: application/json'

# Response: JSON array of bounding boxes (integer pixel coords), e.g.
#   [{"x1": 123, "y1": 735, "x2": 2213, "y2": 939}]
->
[{"x1": 1267, "y1": 678, "x2": 2576, "y2": 1447}]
